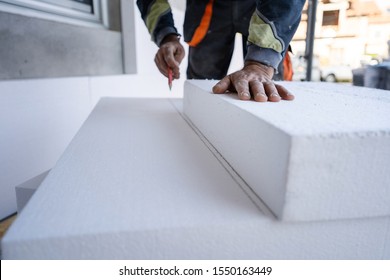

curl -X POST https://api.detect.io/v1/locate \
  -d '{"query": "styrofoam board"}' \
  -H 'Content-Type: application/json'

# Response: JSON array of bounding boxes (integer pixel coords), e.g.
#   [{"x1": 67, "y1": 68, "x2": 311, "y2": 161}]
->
[
  {"x1": 2, "y1": 97, "x2": 389, "y2": 259},
  {"x1": 0, "y1": 74, "x2": 183, "y2": 220},
  {"x1": 183, "y1": 80, "x2": 390, "y2": 221},
  {"x1": 15, "y1": 170, "x2": 50, "y2": 213}
]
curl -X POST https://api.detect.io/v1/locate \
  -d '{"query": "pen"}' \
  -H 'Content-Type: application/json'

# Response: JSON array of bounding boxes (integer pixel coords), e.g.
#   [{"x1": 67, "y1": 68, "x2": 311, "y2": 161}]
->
[{"x1": 168, "y1": 68, "x2": 173, "y2": 90}]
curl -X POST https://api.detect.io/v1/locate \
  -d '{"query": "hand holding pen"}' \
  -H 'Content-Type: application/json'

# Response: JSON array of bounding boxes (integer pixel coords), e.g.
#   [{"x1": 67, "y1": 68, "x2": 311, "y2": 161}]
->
[{"x1": 153, "y1": 34, "x2": 185, "y2": 91}]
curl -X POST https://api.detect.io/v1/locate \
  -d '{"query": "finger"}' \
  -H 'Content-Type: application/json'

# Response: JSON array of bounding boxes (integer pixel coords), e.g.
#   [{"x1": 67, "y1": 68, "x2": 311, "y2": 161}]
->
[
  {"x1": 263, "y1": 82, "x2": 282, "y2": 102},
  {"x1": 173, "y1": 48, "x2": 185, "y2": 80},
  {"x1": 234, "y1": 80, "x2": 251, "y2": 100},
  {"x1": 154, "y1": 54, "x2": 168, "y2": 77},
  {"x1": 275, "y1": 84, "x2": 295, "y2": 101},
  {"x1": 175, "y1": 45, "x2": 185, "y2": 65},
  {"x1": 212, "y1": 76, "x2": 231, "y2": 94},
  {"x1": 249, "y1": 80, "x2": 267, "y2": 102}
]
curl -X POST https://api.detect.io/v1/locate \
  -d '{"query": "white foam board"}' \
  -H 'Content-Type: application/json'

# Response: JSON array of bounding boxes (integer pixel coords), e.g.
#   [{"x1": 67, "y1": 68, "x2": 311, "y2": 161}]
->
[
  {"x1": 385, "y1": 224, "x2": 390, "y2": 259},
  {"x1": 183, "y1": 80, "x2": 390, "y2": 221},
  {"x1": 2, "y1": 97, "x2": 389, "y2": 259},
  {"x1": 0, "y1": 74, "x2": 183, "y2": 220},
  {"x1": 15, "y1": 170, "x2": 50, "y2": 213}
]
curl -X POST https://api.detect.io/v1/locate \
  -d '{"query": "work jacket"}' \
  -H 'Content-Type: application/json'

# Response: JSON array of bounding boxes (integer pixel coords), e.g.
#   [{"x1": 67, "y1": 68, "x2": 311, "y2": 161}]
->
[{"x1": 136, "y1": 0, "x2": 305, "y2": 70}]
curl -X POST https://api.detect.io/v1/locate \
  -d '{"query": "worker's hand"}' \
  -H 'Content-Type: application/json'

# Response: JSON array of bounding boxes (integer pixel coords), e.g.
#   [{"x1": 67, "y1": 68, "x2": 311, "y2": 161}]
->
[
  {"x1": 155, "y1": 34, "x2": 185, "y2": 80},
  {"x1": 212, "y1": 61, "x2": 294, "y2": 102}
]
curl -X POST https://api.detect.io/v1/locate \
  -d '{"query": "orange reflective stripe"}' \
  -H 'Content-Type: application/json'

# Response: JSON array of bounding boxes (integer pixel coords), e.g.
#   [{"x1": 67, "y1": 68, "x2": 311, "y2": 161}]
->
[
  {"x1": 283, "y1": 52, "x2": 293, "y2": 81},
  {"x1": 188, "y1": 0, "x2": 214, "y2": 47}
]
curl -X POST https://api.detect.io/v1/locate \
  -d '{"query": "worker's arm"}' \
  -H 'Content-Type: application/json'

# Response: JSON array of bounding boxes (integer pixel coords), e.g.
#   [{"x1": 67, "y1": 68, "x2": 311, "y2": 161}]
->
[
  {"x1": 213, "y1": 0, "x2": 306, "y2": 102},
  {"x1": 136, "y1": 0, "x2": 184, "y2": 79}
]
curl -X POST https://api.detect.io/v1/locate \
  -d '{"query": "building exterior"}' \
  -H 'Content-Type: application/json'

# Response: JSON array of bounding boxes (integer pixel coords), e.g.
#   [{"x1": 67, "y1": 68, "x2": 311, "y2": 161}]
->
[{"x1": 292, "y1": 0, "x2": 390, "y2": 77}]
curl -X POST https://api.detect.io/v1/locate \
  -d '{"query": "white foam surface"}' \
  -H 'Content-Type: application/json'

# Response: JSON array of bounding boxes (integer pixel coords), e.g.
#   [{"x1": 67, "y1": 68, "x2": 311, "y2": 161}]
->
[
  {"x1": 183, "y1": 80, "x2": 390, "y2": 221},
  {"x1": 3, "y1": 97, "x2": 390, "y2": 259}
]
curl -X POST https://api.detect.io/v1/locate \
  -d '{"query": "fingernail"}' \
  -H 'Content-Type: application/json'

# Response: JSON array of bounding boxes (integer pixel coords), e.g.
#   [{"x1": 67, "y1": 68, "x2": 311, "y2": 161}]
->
[{"x1": 240, "y1": 92, "x2": 250, "y2": 98}]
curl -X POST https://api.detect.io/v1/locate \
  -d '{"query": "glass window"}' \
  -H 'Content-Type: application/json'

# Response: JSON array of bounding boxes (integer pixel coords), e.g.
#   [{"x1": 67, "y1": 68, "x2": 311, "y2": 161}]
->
[
  {"x1": 0, "y1": 0, "x2": 107, "y2": 27},
  {"x1": 322, "y1": 10, "x2": 340, "y2": 26}
]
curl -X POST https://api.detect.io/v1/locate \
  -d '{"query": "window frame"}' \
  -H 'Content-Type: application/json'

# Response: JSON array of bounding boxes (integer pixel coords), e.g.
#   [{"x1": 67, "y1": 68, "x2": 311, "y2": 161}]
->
[{"x1": 0, "y1": 0, "x2": 108, "y2": 28}]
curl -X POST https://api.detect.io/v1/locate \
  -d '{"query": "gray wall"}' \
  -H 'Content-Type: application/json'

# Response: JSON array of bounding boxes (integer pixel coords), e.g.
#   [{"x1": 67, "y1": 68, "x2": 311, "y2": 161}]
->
[{"x1": 0, "y1": 0, "x2": 131, "y2": 80}]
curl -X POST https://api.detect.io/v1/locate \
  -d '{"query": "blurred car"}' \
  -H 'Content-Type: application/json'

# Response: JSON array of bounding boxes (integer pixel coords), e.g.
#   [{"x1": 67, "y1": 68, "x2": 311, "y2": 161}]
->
[{"x1": 320, "y1": 65, "x2": 353, "y2": 82}]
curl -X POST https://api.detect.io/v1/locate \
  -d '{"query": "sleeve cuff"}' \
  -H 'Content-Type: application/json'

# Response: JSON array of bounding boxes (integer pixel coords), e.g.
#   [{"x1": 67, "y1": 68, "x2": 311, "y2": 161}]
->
[
  {"x1": 245, "y1": 43, "x2": 283, "y2": 71},
  {"x1": 155, "y1": 27, "x2": 181, "y2": 47}
]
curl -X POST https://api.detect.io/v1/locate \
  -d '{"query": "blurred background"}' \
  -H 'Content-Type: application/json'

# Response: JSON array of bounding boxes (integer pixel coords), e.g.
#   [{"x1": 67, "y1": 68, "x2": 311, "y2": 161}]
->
[{"x1": 291, "y1": 0, "x2": 390, "y2": 88}]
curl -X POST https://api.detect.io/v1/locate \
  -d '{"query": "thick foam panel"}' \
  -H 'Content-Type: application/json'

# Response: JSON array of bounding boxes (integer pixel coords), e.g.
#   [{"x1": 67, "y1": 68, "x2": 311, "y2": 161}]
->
[
  {"x1": 183, "y1": 80, "x2": 390, "y2": 221},
  {"x1": 15, "y1": 170, "x2": 49, "y2": 213},
  {"x1": 2, "y1": 97, "x2": 389, "y2": 259}
]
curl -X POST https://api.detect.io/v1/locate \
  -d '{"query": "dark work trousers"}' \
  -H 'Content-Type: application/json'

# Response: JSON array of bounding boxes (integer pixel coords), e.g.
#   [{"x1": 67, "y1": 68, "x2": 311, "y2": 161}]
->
[{"x1": 186, "y1": 0, "x2": 256, "y2": 80}]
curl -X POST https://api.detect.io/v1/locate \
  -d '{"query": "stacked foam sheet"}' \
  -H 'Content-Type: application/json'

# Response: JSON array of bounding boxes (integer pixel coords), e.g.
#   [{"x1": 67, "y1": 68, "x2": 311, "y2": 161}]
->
[
  {"x1": 2, "y1": 81, "x2": 390, "y2": 259},
  {"x1": 184, "y1": 80, "x2": 390, "y2": 222}
]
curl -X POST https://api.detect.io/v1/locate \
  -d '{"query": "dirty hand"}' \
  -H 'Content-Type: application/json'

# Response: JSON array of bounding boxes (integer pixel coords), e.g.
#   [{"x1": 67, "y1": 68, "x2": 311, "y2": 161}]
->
[
  {"x1": 212, "y1": 61, "x2": 294, "y2": 102},
  {"x1": 154, "y1": 34, "x2": 185, "y2": 80}
]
